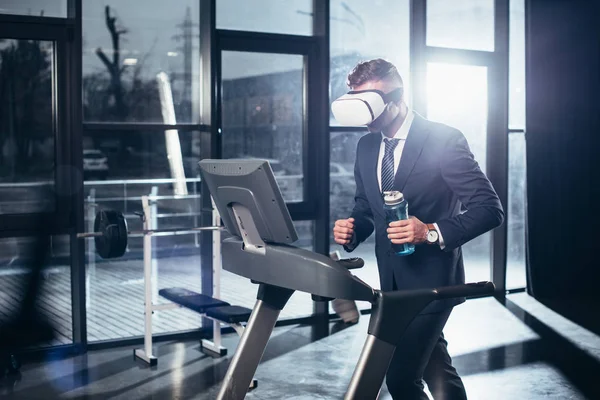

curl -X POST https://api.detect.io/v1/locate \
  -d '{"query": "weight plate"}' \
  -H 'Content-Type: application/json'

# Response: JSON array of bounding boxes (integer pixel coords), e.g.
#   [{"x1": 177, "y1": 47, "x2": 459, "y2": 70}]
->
[
  {"x1": 94, "y1": 210, "x2": 128, "y2": 259},
  {"x1": 115, "y1": 210, "x2": 128, "y2": 258}
]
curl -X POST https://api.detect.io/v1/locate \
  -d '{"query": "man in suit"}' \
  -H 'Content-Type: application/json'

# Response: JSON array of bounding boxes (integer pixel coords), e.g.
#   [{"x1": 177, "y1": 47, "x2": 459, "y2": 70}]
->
[{"x1": 332, "y1": 59, "x2": 504, "y2": 399}]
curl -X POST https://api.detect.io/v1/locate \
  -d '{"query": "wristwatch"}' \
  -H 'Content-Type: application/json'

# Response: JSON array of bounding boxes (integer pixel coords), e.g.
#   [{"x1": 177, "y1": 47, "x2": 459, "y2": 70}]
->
[{"x1": 426, "y1": 223, "x2": 439, "y2": 244}]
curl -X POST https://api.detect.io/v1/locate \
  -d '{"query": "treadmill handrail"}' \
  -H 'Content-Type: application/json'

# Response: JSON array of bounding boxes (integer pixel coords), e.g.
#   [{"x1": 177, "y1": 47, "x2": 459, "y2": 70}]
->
[
  {"x1": 433, "y1": 281, "x2": 495, "y2": 299},
  {"x1": 383, "y1": 281, "x2": 496, "y2": 302},
  {"x1": 368, "y1": 281, "x2": 496, "y2": 347},
  {"x1": 221, "y1": 237, "x2": 376, "y2": 302}
]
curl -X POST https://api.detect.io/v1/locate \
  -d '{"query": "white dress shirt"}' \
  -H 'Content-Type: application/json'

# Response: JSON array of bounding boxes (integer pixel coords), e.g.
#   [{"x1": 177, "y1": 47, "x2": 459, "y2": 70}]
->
[{"x1": 377, "y1": 110, "x2": 446, "y2": 249}]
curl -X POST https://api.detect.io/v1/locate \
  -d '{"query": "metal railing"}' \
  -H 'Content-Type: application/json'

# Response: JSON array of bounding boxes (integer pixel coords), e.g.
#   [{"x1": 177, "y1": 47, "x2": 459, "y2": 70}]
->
[
  {"x1": 0, "y1": 174, "x2": 306, "y2": 260},
  {"x1": 81, "y1": 177, "x2": 202, "y2": 216},
  {"x1": 0, "y1": 175, "x2": 305, "y2": 211}
]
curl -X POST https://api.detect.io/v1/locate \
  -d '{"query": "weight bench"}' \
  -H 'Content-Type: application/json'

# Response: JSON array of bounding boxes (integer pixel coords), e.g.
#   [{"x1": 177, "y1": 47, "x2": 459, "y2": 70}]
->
[
  {"x1": 158, "y1": 288, "x2": 252, "y2": 356},
  {"x1": 133, "y1": 196, "x2": 254, "y2": 383},
  {"x1": 157, "y1": 288, "x2": 257, "y2": 390},
  {"x1": 206, "y1": 306, "x2": 254, "y2": 325},
  {"x1": 158, "y1": 288, "x2": 229, "y2": 312}
]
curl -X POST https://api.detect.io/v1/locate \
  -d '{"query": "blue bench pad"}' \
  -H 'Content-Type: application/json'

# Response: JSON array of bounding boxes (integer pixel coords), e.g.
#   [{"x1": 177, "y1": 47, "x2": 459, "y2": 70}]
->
[
  {"x1": 159, "y1": 287, "x2": 229, "y2": 313},
  {"x1": 206, "y1": 305, "x2": 253, "y2": 324}
]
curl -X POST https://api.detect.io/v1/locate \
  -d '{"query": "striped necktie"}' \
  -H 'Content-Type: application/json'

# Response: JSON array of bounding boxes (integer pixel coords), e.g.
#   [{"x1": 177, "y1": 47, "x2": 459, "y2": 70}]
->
[{"x1": 381, "y1": 138, "x2": 400, "y2": 192}]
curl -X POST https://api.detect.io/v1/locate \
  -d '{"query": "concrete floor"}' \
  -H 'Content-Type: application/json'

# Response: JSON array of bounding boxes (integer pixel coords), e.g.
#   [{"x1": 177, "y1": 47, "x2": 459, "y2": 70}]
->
[{"x1": 2, "y1": 294, "x2": 598, "y2": 399}]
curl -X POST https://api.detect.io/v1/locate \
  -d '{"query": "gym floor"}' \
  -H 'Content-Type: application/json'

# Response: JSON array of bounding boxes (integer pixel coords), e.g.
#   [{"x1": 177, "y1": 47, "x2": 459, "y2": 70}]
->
[{"x1": 2, "y1": 293, "x2": 599, "y2": 399}]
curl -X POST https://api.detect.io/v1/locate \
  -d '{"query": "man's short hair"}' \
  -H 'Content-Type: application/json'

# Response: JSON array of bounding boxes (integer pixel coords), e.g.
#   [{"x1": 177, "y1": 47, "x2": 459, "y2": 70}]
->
[{"x1": 346, "y1": 58, "x2": 403, "y2": 89}]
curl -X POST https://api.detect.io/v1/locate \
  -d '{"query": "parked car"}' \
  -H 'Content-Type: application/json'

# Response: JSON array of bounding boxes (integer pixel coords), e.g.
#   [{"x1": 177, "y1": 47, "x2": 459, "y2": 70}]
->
[{"x1": 83, "y1": 149, "x2": 109, "y2": 180}]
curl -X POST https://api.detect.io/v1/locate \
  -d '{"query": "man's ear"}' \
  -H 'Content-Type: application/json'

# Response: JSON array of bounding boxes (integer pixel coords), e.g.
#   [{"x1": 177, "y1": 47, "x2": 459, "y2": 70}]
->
[{"x1": 387, "y1": 101, "x2": 400, "y2": 115}]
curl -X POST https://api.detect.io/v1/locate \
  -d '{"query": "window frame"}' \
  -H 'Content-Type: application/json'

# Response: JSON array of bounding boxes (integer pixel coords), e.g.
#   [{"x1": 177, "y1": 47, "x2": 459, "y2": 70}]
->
[
  {"x1": 0, "y1": 22, "x2": 74, "y2": 234},
  {"x1": 216, "y1": 30, "x2": 322, "y2": 220},
  {"x1": 0, "y1": 3, "x2": 85, "y2": 351},
  {"x1": 409, "y1": 0, "x2": 511, "y2": 293}
]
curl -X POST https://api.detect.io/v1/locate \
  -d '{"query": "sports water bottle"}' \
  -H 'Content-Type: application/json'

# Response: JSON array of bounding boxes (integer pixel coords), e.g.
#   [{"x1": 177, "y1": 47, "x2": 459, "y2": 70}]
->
[{"x1": 383, "y1": 191, "x2": 415, "y2": 256}]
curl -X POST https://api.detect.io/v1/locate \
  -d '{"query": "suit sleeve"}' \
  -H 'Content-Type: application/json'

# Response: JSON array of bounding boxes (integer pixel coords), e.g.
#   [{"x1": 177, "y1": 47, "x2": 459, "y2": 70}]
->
[
  {"x1": 343, "y1": 140, "x2": 375, "y2": 252},
  {"x1": 435, "y1": 131, "x2": 504, "y2": 251}
]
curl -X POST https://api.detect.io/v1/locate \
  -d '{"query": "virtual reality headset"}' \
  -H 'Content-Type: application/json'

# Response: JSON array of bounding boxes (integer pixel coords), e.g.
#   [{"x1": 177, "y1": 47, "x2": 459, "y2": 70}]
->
[{"x1": 331, "y1": 88, "x2": 403, "y2": 126}]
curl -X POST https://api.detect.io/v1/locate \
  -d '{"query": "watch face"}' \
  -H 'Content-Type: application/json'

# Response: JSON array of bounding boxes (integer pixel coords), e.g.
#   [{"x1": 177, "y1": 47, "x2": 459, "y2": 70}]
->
[{"x1": 427, "y1": 230, "x2": 439, "y2": 243}]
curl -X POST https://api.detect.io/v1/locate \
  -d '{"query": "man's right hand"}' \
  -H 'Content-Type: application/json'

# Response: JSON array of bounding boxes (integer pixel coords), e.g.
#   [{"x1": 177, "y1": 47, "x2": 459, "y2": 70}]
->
[{"x1": 333, "y1": 218, "x2": 355, "y2": 245}]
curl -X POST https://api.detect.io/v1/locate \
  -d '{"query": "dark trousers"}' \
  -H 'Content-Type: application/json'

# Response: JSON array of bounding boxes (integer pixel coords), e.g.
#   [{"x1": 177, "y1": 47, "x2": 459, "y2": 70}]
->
[{"x1": 385, "y1": 308, "x2": 467, "y2": 400}]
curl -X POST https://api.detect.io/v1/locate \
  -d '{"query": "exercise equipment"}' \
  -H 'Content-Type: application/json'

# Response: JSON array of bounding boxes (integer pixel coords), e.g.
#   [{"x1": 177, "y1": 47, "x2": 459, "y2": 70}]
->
[
  {"x1": 155, "y1": 288, "x2": 256, "y2": 391},
  {"x1": 130, "y1": 195, "x2": 359, "y2": 387},
  {"x1": 198, "y1": 158, "x2": 495, "y2": 400},
  {"x1": 130, "y1": 195, "x2": 254, "y2": 369},
  {"x1": 77, "y1": 209, "x2": 223, "y2": 259},
  {"x1": 93, "y1": 210, "x2": 128, "y2": 259}
]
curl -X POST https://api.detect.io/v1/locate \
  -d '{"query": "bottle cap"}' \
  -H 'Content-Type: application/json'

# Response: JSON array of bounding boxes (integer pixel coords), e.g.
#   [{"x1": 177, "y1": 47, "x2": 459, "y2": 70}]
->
[{"x1": 383, "y1": 191, "x2": 404, "y2": 205}]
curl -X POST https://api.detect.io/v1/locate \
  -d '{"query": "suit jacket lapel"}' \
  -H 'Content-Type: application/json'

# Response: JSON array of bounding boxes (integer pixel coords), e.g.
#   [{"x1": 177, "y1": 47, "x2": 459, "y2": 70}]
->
[
  {"x1": 394, "y1": 113, "x2": 430, "y2": 191},
  {"x1": 363, "y1": 133, "x2": 385, "y2": 218}
]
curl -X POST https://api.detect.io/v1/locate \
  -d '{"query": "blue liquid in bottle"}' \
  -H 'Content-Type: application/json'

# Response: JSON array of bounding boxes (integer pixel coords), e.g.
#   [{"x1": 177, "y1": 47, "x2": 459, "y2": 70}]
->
[{"x1": 383, "y1": 191, "x2": 415, "y2": 256}]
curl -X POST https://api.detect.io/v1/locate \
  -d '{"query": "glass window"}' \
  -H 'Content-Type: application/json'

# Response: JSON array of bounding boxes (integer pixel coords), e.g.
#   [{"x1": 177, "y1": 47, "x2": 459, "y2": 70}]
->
[
  {"x1": 330, "y1": 132, "x2": 360, "y2": 221},
  {"x1": 221, "y1": 51, "x2": 305, "y2": 203},
  {"x1": 0, "y1": 0, "x2": 67, "y2": 18},
  {"x1": 0, "y1": 39, "x2": 55, "y2": 214},
  {"x1": 82, "y1": 1, "x2": 201, "y2": 123},
  {"x1": 427, "y1": 0, "x2": 495, "y2": 52},
  {"x1": 509, "y1": 0, "x2": 525, "y2": 129},
  {"x1": 330, "y1": 130, "x2": 377, "y2": 311},
  {"x1": 281, "y1": 221, "x2": 313, "y2": 319},
  {"x1": 0, "y1": 235, "x2": 72, "y2": 346},
  {"x1": 507, "y1": 132, "x2": 527, "y2": 289},
  {"x1": 84, "y1": 197, "x2": 204, "y2": 341},
  {"x1": 217, "y1": 0, "x2": 313, "y2": 36},
  {"x1": 82, "y1": 129, "x2": 202, "y2": 181},
  {"x1": 330, "y1": 0, "x2": 410, "y2": 124},
  {"x1": 83, "y1": 130, "x2": 203, "y2": 341},
  {"x1": 507, "y1": 0, "x2": 526, "y2": 289},
  {"x1": 426, "y1": 62, "x2": 491, "y2": 283}
]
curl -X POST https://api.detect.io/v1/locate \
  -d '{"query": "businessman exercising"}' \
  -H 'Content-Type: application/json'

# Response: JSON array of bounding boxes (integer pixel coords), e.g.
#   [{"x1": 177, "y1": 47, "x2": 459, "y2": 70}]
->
[{"x1": 332, "y1": 59, "x2": 504, "y2": 399}]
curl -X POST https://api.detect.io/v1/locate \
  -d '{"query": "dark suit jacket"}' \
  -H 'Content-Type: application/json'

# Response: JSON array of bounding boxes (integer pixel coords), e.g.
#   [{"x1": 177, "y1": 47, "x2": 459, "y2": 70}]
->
[{"x1": 344, "y1": 113, "x2": 504, "y2": 313}]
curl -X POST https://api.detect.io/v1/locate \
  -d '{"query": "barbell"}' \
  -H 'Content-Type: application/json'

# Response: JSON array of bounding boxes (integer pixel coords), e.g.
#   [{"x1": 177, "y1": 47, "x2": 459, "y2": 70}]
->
[{"x1": 77, "y1": 210, "x2": 224, "y2": 259}]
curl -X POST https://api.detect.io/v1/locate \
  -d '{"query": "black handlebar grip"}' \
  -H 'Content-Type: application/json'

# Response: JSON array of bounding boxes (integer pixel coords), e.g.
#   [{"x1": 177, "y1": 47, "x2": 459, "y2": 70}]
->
[
  {"x1": 434, "y1": 281, "x2": 495, "y2": 299},
  {"x1": 337, "y1": 257, "x2": 365, "y2": 270}
]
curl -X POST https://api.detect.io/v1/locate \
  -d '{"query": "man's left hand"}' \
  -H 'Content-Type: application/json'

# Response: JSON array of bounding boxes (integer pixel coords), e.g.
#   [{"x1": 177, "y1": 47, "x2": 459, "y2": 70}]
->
[{"x1": 387, "y1": 216, "x2": 428, "y2": 245}]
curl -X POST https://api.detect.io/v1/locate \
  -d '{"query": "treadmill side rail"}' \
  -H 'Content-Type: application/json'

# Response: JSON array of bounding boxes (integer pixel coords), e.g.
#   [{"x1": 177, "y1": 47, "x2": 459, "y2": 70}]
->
[{"x1": 222, "y1": 237, "x2": 375, "y2": 302}]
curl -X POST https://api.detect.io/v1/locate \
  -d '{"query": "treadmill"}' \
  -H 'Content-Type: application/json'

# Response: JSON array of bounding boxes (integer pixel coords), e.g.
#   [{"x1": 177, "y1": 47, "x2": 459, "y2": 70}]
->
[{"x1": 199, "y1": 159, "x2": 494, "y2": 400}]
